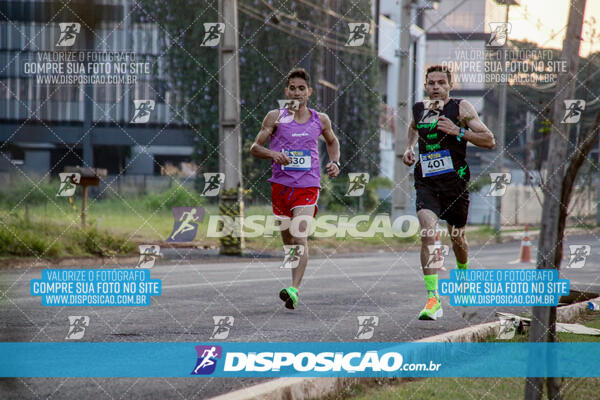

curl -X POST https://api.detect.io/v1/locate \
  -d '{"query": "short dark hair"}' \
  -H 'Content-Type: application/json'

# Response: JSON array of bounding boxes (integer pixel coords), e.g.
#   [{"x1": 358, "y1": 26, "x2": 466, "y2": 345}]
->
[
  {"x1": 425, "y1": 65, "x2": 451, "y2": 84},
  {"x1": 286, "y1": 68, "x2": 311, "y2": 87}
]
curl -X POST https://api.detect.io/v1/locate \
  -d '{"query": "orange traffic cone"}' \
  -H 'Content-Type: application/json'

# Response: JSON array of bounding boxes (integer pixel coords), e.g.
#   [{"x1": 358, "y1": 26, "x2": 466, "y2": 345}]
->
[{"x1": 518, "y1": 225, "x2": 532, "y2": 263}]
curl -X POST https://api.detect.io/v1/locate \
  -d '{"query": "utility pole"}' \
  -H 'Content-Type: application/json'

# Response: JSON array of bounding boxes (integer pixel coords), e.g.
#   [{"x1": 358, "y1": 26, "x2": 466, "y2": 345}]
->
[
  {"x1": 524, "y1": 1, "x2": 587, "y2": 399},
  {"x1": 79, "y1": 0, "x2": 101, "y2": 170},
  {"x1": 391, "y1": 0, "x2": 412, "y2": 221},
  {"x1": 493, "y1": 0, "x2": 513, "y2": 242},
  {"x1": 319, "y1": 0, "x2": 339, "y2": 175},
  {"x1": 598, "y1": 134, "x2": 600, "y2": 226},
  {"x1": 596, "y1": 110, "x2": 600, "y2": 227},
  {"x1": 218, "y1": 0, "x2": 244, "y2": 255},
  {"x1": 525, "y1": 111, "x2": 535, "y2": 184}
]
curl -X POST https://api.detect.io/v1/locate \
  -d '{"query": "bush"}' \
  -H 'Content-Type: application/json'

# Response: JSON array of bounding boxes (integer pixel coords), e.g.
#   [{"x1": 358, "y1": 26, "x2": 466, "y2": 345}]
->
[
  {"x1": 143, "y1": 184, "x2": 205, "y2": 211},
  {"x1": 468, "y1": 174, "x2": 492, "y2": 193},
  {"x1": 364, "y1": 176, "x2": 393, "y2": 211},
  {"x1": 0, "y1": 179, "x2": 57, "y2": 209},
  {"x1": 320, "y1": 174, "x2": 393, "y2": 213},
  {"x1": 81, "y1": 227, "x2": 135, "y2": 257},
  {"x1": 0, "y1": 215, "x2": 134, "y2": 259},
  {"x1": 0, "y1": 222, "x2": 61, "y2": 258}
]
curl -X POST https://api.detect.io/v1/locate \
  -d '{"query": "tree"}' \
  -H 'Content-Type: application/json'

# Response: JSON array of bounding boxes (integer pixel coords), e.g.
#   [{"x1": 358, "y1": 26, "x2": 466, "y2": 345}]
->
[
  {"x1": 524, "y1": 1, "x2": 594, "y2": 399},
  {"x1": 137, "y1": 0, "x2": 380, "y2": 205}
]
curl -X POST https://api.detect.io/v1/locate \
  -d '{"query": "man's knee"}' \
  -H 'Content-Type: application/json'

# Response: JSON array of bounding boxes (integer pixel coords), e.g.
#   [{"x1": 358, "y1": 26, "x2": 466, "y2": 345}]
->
[
  {"x1": 420, "y1": 227, "x2": 436, "y2": 245},
  {"x1": 417, "y1": 210, "x2": 438, "y2": 242},
  {"x1": 290, "y1": 236, "x2": 307, "y2": 246},
  {"x1": 450, "y1": 228, "x2": 467, "y2": 247},
  {"x1": 289, "y1": 214, "x2": 313, "y2": 238}
]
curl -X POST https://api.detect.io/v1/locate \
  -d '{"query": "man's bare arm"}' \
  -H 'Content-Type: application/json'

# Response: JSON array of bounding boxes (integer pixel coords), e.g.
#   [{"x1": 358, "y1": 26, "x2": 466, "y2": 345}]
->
[
  {"x1": 402, "y1": 118, "x2": 418, "y2": 166},
  {"x1": 319, "y1": 113, "x2": 340, "y2": 177},
  {"x1": 437, "y1": 100, "x2": 495, "y2": 149},
  {"x1": 459, "y1": 100, "x2": 495, "y2": 149},
  {"x1": 250, "y1": 110, "x2": 290, "y2": 165}
]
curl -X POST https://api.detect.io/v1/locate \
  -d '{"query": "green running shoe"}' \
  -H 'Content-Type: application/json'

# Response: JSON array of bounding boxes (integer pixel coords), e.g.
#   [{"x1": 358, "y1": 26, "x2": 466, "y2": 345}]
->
[
  {"x1": 418, "y1": 295, "x2": 443, "y2": 320},
  {"x1": 279, "y1": 286, "x2": 298, "y2": 310}
]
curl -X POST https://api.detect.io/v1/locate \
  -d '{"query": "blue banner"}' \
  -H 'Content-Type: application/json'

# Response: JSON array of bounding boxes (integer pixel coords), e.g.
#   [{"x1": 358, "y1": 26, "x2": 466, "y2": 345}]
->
[
  {"x1": 30, "y1": 269, "x2": 162, "y2": 306},
  {"x1": 0, "y1": 342, "x2": 597, "y2": 378},
  {"x1": 439, "y1": 269, "x2": 569, "y2": 306}
]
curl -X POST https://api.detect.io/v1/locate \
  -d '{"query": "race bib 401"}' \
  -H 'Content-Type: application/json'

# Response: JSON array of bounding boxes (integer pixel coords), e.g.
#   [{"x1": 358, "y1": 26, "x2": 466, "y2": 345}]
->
[{"x1": 420, "y1": 150, "x2": 454, "y2": 177}]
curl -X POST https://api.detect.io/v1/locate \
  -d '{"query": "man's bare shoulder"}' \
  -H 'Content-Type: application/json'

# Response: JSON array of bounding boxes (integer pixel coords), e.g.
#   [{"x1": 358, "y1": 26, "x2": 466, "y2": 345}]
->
[
  {"x1": 267, "y1": 108, "x2": 281, "y2": 118},
  {"x1": 317, "y1": 112, "x2": 332, "y2": 124},
  {"x1": 458, "y1": 99, "x2": 479, "y2": 121},
  {"x1": 263, "y1": 109, "x2": 281, "y2": 124},
  {"x1": 458, "y1": 99, "x2": 477, "y2": 113}
]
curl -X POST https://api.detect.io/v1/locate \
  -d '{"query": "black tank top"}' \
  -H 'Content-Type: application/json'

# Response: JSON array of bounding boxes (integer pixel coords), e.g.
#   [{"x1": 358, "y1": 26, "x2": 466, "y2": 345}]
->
[{"x1": 412, "y1": 98, "x2": 470, "y2": 187}]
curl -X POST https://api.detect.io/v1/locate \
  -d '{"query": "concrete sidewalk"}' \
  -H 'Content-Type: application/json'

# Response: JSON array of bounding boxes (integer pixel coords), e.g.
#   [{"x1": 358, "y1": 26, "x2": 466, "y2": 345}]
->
[{"x1": 208, "y1": 297, "x2": 600, "y2": 400}]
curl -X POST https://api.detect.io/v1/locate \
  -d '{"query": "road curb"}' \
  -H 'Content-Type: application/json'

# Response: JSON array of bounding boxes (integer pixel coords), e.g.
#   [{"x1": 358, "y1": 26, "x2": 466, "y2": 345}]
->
[
  {"x1": 557, "y1": 296, "x2": 600, "y2": 322},
  {"x1": 207, "y1": 297, "x2": 598, "y2": 400},
  {"x1": 208, "y1": 377, "x2": 358, "y2": 400}
]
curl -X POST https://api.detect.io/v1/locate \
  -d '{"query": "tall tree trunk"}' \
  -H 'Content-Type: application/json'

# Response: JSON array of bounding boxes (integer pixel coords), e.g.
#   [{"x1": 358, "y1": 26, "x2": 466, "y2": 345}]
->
[{"x1": 525, "y1": 1, "x2": 587, "y2": 399}]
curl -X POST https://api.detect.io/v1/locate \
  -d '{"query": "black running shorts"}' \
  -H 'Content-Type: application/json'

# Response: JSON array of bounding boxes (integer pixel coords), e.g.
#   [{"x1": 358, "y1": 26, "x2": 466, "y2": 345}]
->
[{"x1": 415, "y1": 182, "x2": 470, "y2": 228}]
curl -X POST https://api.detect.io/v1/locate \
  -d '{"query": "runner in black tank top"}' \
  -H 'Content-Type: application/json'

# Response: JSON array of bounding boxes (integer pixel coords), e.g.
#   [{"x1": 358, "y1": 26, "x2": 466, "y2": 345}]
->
[
  {"x1": 401, "y1": 65, "x2": 496, "y2": 321},
  {"x1": 413, "y1": 98, "x2": 470, "y2": 188}
]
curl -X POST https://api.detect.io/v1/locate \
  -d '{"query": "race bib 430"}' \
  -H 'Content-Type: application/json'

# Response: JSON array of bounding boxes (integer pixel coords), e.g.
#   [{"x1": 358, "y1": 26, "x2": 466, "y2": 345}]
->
[{"x1": 282, "y1": 149, "x2": 311, "y2": 171}]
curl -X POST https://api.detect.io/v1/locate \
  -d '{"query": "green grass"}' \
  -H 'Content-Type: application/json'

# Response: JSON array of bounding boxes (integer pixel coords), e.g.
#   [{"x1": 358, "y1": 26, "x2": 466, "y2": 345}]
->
[
  {"x1": 343, "y1": 377, "x2": 600, "y2": 400},
  {"x1": 0, "y1": 187, "x2": 511, "y2": 258},
  {"x1": 481, "y1": 310, "x2": 600, "y2": 344},
  {"x1": 343, "y1": 311, "x2": 600, "y2": 400},
  {"x1": 557, "y1": 311, "x2": 600, "y2": 342},
  {"x1": 2, "y1": 198, "x2": 424, "y2": 254},
  {"x1": 0, "y1": 213, "x2": 135, "y2": 259}
]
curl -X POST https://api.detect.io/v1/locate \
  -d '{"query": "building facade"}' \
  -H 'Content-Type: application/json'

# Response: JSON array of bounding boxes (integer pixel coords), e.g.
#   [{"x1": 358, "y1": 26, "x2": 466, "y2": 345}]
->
[{"x1": 0, "y1": 0, "x2": 194, "y2": 177}]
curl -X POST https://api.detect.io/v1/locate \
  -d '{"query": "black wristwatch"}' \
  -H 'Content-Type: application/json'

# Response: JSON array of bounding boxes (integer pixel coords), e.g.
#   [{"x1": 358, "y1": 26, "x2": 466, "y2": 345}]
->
[{"x1": 331, "y1": 160, "x2": 341, "y2": 169}]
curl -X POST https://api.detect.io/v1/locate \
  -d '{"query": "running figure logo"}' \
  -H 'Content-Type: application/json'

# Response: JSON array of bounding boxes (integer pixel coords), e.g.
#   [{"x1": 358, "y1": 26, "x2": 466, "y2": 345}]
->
[
  {"x1": 561, "y1": 100, "x2": 586, "y2": 124},
  {"x1": 487, "y1": 22, "x2": 511, "y2": 47},
  {"x1": 355, "y1": 316, "x2": 379, "y2": 339},
  {"x1": 417, "y1": 100, "x2": 443, "y2": 133},
  {"x1": 345, "y1": 23, "x2": 370, "y2": 46},
  {"x1": 566, "y1": 245, "x2": 591, "y2": 269},
  {"x1": 210, "y1": 316, "x2": 234, "y2": 340},
  {"x1": 136, "y1": 245, "x2": 161, "y2": 268},
  {"x1": 131, "y1": 100, "x2": 155, "y2": 124},
  {"x1": 56, "y1": 23, "x2": 81, "y2": 47},
  {"x1": 496, "y1": 316, "x2": 518, "y2": 340},
  {"x1": 487, "y1": 173, "x2": 512, "y2": 197},
  {"x1": 201, "y1": 23, "x2": 225, "y2": 47},
  {"x1": 282, "y1": 244, "x2": 305, "y2": 269},
  {"x1": 420, "y1": 99, "x2": 443, "y2": 124},
  {"x1": 167, "y1": 207, "x2": 204, "y2": 242},
  {"x1": 65, "y1": 316, "x2": 89, "y2": 340},
  {"x1": 346, "y1": 173, "x2": 370, "y2": 197},
  {"x1": 191, "y1": 345, "x2": 222, "y2": 375},
  {"x1": 425, "y1": 244, "x2": 450, "y2": 271},
  {"x1": 277, "y1": 99, "x2": 300, "y2": 124},
  {"x1": 201, "y1": 173, "x2": 225, "y2": 197},
  {"x1": 56, "y1": 173, "x2": 80, "y2": 197}
]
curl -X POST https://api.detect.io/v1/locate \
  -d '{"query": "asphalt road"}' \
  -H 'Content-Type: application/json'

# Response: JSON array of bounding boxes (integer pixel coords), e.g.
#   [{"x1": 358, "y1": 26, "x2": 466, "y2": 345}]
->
[{"x1": 1, "y1": 233, "x2": 598, "y2": 399}]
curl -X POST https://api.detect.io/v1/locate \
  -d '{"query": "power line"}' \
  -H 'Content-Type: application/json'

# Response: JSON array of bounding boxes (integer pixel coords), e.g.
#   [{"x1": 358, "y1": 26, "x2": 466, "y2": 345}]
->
[
  {"x1": 253, "y1": 0, "x2": 349, "y2": 42},
  {"x1": 423, "y1": 0, "x2": 470, "y2": 33},
  {"x1": 238, "y1": 3, "x2": 374, "y2": 56},
  {"x1": 294, "y1": 0, "x2": 362, "y2": 24}
]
